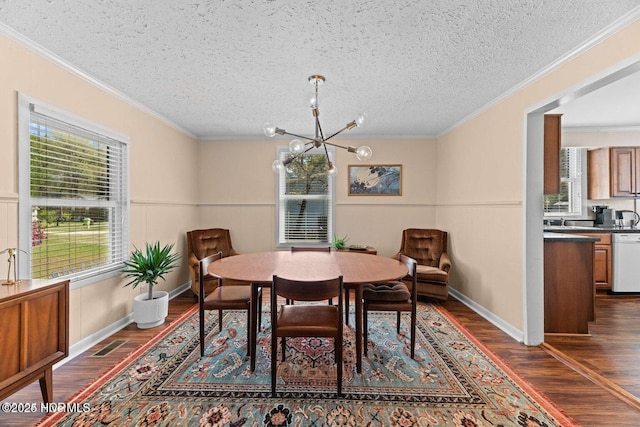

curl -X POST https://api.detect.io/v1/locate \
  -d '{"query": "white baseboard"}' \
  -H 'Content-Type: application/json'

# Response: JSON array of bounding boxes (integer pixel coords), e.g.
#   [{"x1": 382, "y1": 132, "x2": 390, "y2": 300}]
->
[
  {"x1": 448, "y1": 288, "x2": 524, "y2": 343},
  {"x1": 54, "y1": 282, "x2": 192, "y2": 369}
]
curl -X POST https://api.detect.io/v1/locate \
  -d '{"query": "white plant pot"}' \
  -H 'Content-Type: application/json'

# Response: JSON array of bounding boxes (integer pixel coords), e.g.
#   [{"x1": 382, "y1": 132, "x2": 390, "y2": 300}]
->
[{"x1": 133, "y1": 290, "x2": 169, "y2": 329}]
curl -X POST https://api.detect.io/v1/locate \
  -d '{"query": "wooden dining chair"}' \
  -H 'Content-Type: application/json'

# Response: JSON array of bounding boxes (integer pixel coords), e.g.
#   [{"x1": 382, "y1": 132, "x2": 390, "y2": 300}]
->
[
  {"x1": 362, "y1": 254, "x2": 418, "y2": 359},
  {"x1": 187, "y1": 228, "x2": 241, "y2": 298},
  {"x1": 290, "y1": 246, "x2": 331, "y2": 252},
  {"x1": 199, "y1": 252, "x2": 261, "y2": 357},
  {"x1": 289, "y1": 246, "x2": 333, "y2": 304},
  {"x1": 271, "y1": 275, "x2": 344, "y2": 397}
]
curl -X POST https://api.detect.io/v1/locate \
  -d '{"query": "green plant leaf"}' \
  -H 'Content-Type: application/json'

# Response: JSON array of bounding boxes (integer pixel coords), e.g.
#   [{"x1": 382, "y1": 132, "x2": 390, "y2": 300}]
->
[{"x1": 122, "y1": 241, "x2": 181, "y2": 291}]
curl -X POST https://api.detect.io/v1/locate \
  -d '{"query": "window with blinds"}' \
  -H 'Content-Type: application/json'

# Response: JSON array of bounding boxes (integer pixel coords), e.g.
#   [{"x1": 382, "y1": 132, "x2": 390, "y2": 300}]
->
[
  {"x1": 275, "y1": 146, "x2": 335, "y2": 246},
  {"x1": 543, "y1": 147, "x2": 585, "y2": 216},
  {"x1": 19, "y1": 97, "x2": 128, "y2": 285}
]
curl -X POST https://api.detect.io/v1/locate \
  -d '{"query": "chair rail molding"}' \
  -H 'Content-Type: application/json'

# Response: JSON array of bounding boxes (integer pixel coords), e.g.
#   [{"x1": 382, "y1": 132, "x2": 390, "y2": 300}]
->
[{"x1": 0, "y1": 192, "x2": 19, "y2": 203}]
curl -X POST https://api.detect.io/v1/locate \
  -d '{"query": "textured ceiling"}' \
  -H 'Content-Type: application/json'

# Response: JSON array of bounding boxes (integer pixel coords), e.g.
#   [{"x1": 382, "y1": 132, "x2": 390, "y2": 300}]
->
[{"x1": 1, "y1": 0, "x2": 639, "y2": 140}]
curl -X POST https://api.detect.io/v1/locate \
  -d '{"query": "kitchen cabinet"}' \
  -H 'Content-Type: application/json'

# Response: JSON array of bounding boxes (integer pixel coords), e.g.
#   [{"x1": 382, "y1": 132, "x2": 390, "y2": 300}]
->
[
  {"x1": 611, "y1": 147, "x2": 640, "y2": 196},
  {"x1": 577, "y1": 232, "x2": 612, "y2": 291},
  {"x1": 544, "y1": 114, "x2": 562, "y2": 194},
  {"x1": 588, "y1": 146, "x2": 640, "y2": 198},
  {"x1": 0, "y1": 280, "x2": 69, "y2": 403}
]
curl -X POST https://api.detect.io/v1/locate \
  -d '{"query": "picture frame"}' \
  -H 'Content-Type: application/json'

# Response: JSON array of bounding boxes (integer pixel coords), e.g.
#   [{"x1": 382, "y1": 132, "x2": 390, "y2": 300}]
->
[{"x1": 348, "y1": 165, "x2": 402, "y2": 196}]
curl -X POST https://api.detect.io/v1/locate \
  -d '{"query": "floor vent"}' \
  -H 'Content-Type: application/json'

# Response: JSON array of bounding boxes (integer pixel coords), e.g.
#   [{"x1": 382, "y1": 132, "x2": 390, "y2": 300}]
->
[{"x1": 91, "y1": 339, "x2": 127, "y2": 357}]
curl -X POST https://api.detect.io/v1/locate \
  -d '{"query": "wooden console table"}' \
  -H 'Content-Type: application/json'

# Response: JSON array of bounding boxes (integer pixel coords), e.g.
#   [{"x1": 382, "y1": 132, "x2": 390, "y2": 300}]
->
[
  {"x1": 338, "y1": 246, "x2": 377, "y2": 255},
  {"x1": 0, "y1": 279, "x2": 69, "y2": 403}
]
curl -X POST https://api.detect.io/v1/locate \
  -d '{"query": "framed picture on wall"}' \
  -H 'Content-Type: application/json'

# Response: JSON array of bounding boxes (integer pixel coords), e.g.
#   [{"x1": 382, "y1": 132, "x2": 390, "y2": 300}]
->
[{"x1": 348, "y1": 165, "x2": 402, "y2": 195}]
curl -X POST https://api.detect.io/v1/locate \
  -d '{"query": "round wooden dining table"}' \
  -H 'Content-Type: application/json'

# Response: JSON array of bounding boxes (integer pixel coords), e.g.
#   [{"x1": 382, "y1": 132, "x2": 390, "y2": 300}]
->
[{"x1": 208, "y1": 250, "x2": 408, "y2": 373}]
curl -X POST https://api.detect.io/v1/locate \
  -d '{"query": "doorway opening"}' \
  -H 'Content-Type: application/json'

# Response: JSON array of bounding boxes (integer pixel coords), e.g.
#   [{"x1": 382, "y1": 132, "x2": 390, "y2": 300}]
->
[{"x1": 524, "y1": 59, "x2": 640, "y2": 345}]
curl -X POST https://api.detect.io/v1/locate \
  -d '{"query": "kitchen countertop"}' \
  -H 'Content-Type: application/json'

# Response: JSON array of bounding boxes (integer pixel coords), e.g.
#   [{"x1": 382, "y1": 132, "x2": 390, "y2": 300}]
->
[
  {"x1": 543, "y1": 232, "x2": 600, "y2": 242},
  {"x1": 543, "y1": 225, "x2": 640, "y2": 233}
]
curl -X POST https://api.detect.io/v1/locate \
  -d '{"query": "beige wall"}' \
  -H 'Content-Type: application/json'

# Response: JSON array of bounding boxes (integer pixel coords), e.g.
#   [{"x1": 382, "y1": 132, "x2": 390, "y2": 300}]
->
[
  {"x1": 437, "y1": 19, "x2": 640, "y2": 332},
  {"x1": 197, "y1": 138, "x2": 438, "y2": 257},
  {"x1": 563, "y1": 129, "x2": 640, "y2": 148},
  {"x1": 0, "y1": 34, "x2": 199, "y2": 346},
  {"x1": 436, "y1": 101, "x2": 525, "y2": 328}
]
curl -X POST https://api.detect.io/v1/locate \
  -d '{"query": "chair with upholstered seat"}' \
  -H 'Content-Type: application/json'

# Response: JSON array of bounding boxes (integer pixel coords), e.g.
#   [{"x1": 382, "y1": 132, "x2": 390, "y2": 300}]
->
[
  {"x1": 271, "y1": 275, "x2": 344, "y2": 397},
  {"x1": 363, "y1": 254, "x2": 418, "y2": 358},
  {"x1": 394, "y1": 228, "x2": 451, "y2": 300},
  {"x1": 187, "y1": 228, "x2": 242, "y2": 298},
  {"x1": 198, "y1": 252, "x2": 261, "y2": 357}
]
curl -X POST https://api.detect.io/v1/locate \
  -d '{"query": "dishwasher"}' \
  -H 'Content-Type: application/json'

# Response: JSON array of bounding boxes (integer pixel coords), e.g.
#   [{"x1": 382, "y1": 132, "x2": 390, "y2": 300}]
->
[{"x1": 612, "y1": 233, "x2": 640, "y2": 293}]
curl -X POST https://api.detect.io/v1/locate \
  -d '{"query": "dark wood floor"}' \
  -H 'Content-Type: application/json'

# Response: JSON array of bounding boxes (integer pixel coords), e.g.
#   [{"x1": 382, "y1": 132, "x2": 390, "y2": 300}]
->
[
  {"x1": 444, "y1": 291, "x2": 640, "y2": 426},
  {"x1": 3, "y1": 290, "x2": 640, "y2": 426}
]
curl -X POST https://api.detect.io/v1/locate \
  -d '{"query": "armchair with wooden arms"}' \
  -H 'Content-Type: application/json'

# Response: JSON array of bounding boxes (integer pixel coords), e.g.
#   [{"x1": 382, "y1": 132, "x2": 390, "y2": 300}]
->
[
  {"x1": 187, "y1": 228, "x2": 242, "y2": 298},
  {"x1": 394, "y1": 228, "x2": 451, "y2": 301}
]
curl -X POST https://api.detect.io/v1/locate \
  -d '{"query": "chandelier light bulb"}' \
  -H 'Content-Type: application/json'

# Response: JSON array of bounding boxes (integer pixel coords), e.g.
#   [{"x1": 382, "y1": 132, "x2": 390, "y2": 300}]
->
[
  {"x1": 355, "y1": 145, "x2": 373, "y2": 161},
  {"x1": 355, "y1": 113, "x2": 368, "y2": 127},
  {"x1": 289, "y1": 139, "x2": 305, "y2": 154},
  {"x1": 327, "y1": 162, "x2": 338, "y2": 176},
  {"x1": 264, "y1": 123, "x2": 277, "y2": 138},
  {"x1": 307, "y1": 92, "x2": 319, "y2": 109},
  {"x1": 272, "y1": 159, "x2": 285, "y2": 173}
]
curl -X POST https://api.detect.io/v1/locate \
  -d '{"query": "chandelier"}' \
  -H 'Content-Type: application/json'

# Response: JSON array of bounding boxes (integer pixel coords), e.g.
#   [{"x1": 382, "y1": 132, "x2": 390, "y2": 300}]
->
[{"x1": 264, "y1": 75, "x2": 373, "y2": 175}]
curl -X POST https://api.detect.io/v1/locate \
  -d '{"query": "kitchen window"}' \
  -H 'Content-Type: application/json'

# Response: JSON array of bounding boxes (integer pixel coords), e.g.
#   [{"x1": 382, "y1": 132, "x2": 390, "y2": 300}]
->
[
  {"x1": 543, "y1": 147, "x2": 586, "y2": 217},
  {"x1": 275, "y1": 146, "x2": 335, "y2": 247},
  {"x1": 18, "y1": 95, "x2": 129, "y2": 288}
]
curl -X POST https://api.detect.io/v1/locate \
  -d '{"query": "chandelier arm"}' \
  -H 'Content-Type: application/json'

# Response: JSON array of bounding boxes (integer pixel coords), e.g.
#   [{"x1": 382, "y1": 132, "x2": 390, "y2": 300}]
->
[
  {"x1": 279, "y1": 131, "x2": 317, "y2": 143},
  {"x1": 323, "y1": 126, "x2": 352, "y2": 142},
  {"x1": 321, "y1": 140, "x2": 351, "y2": 151},
  {"x1": 282, "y1": 144, "x2": 316, "y2": 166},
  {"x1": 323, "y1": 143, "x2": 331, "y2": 161}
]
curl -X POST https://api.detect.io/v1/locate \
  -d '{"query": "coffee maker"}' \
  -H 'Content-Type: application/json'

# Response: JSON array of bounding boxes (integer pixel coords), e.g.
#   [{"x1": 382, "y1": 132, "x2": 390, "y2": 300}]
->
[{"x1": 593, "y1": 205, "x2": 615, "y2": 226}]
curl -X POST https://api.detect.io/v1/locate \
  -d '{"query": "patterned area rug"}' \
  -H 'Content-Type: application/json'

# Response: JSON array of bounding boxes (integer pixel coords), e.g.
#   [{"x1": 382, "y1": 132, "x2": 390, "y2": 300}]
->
[{"x1": 38, "y1": 302, "x2": 577, "y2": 426}]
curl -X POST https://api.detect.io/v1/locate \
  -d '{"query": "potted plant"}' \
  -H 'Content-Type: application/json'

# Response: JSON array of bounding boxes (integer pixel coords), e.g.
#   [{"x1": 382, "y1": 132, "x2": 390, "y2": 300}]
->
[
  {"x1": 123, "y1": 241, "x2": 181, "y2": 329},
  {"x1": 332, "y1": 234, "x2": 349, "y2": 250}
]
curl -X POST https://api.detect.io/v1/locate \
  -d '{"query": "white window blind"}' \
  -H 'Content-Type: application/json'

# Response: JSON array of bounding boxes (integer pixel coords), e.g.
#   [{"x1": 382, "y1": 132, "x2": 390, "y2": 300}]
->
[
  {"x1": 19, "y1": 98, "x2": 128, "y2": 285},
  {"x1": 276, "y1": 146, "x2": 335, "y2": 246},
  {"x1": 544, "y1": 147, "x2": 585, "y2": 216}
]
